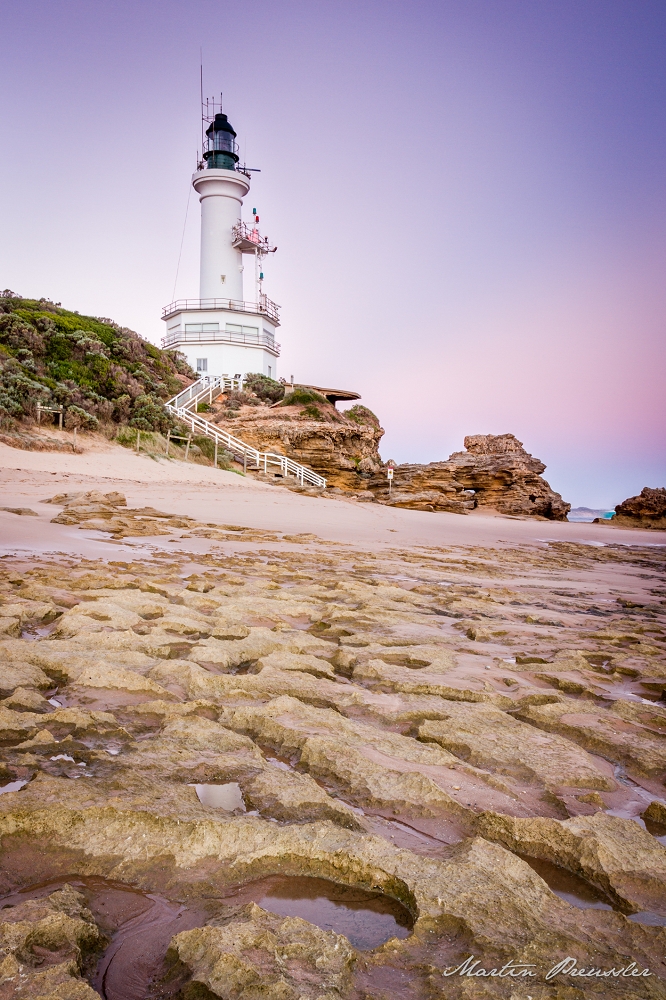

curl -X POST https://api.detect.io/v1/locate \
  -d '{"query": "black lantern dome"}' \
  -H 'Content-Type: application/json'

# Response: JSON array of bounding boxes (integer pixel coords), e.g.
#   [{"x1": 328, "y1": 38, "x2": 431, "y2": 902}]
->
[{"x1": 203, "y1": 113, "x2": 239, "y2": 170}]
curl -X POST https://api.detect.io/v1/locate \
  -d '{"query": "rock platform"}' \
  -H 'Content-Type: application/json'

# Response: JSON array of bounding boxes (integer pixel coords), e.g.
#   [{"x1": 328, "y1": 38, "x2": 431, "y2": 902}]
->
[{"x1": 0, "y1": 490, "x2": 665, "y2": 997}]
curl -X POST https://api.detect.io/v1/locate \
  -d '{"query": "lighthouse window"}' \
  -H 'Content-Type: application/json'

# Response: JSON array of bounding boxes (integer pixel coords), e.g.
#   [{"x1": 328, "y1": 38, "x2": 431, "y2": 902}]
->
[
  {"x1": 185, "y1": 323, "x2": 219, "y2": 334},
  {"x1": 196, "y1": 359, "x2": 208, "y2": 372},
  {"x1": 225, "y1": 324, "x2": 259, "y2": 340}
]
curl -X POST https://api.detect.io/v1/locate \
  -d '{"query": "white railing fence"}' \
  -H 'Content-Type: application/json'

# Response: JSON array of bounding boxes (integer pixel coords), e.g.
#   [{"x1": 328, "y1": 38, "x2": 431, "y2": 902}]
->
[{"x1": 164, "y1": 378, "x2": 327, "y2": 489}]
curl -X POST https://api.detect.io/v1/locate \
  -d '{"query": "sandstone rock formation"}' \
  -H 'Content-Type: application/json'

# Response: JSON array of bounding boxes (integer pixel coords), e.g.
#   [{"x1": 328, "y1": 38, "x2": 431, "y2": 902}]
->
[
  {"x1": 614, "y1": 486, "x2": 666, "y2": 530},
  {"x1": 368, "y1": 433, "x2": 571, "y2": 518},
  {"x1": 210, "y1": 388, "x2": 385, "y2": 490}
]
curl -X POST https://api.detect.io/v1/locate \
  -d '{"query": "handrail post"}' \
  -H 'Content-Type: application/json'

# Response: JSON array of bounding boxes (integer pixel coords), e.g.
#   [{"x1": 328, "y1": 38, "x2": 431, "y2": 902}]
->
[
  {"x1": 185, "y1": 434, "x2": 191, "y2": 460},
  {"x1": 166, "y1": 429, "x2": 171, "y2": 457},
  {"x1": 214, "y1": 439, "x2": 218, "y2": 469}
]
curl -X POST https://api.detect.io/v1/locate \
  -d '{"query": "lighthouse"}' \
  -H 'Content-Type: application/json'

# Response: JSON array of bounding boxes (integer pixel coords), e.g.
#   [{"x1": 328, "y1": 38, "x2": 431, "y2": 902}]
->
[{"x1": 161, "y1": 109, "x2": 280, "y2": 380}]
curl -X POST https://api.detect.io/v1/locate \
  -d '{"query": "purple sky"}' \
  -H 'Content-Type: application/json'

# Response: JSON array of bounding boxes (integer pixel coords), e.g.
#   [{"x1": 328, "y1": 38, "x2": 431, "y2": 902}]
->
[{"x1": 2, "y1": 0, "x2": 665, "y2": 507}]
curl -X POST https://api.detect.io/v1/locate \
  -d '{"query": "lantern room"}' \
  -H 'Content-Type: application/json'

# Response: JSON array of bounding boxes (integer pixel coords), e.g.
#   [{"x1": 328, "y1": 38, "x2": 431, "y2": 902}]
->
[{"x1": 203, "y1": 113, "x2": 239, "y2": 170}]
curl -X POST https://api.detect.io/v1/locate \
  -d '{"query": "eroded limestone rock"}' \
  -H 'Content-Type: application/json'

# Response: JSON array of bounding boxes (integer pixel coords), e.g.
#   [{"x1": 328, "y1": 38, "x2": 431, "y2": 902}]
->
[
  {"x1": 0, "y1": 884, "x2": 102, "y2": 999},
  {"x1": 167, "y1": 902, "x2": 356, "y2": 999},
  {"x1": 367, "y1": 434, "x2": 570, "y2": 519},
  {"x1": 614, "y1": 486, "x2": 666, "y2": 530}
]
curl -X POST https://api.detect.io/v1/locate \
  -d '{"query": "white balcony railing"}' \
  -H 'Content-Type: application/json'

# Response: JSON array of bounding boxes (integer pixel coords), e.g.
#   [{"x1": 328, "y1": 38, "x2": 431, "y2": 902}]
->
[
  {"x1": 162, "y1": 327, "x2": 280, "y2": 356},
  {"x1": 164, "y1": 377, "x2": 327, "y2": 489},
  {"x1": 161, "y1": 294, "x2": 280, "y2": 325}
]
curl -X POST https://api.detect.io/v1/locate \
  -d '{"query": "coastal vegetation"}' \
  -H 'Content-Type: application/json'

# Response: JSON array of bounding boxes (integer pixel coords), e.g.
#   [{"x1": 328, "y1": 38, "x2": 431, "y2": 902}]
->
[{"x1": 0, "y1": 292, "x2": 194, "y2": 433}]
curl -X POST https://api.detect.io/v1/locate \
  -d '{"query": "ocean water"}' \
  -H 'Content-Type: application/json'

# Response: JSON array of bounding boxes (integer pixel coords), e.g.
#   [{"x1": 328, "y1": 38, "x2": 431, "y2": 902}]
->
[{"x1": 568, "y1": 507, "x2": 615, "y2": 523}]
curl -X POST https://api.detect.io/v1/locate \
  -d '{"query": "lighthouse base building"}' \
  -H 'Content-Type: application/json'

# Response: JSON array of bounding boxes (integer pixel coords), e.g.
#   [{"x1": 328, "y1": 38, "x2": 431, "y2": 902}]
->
[
  {"x1": 161, "y1": 298, "x2": 280, "y2": 381},
  {"x1": 161, "y1": 110, "x2": 280, "y2": 381}
]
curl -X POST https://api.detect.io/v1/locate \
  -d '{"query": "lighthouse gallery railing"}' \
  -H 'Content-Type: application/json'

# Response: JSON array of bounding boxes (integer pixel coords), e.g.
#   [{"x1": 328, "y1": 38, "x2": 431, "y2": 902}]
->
[{"x1": 161, "y1": 294, "x2": 280, "y2": 325}]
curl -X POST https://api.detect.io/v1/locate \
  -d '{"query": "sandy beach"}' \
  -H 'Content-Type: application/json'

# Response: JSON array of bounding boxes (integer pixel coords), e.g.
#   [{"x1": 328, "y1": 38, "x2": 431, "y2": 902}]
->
[{"x1": 2, "y1": 440, "x2": 663, "y2": 554}]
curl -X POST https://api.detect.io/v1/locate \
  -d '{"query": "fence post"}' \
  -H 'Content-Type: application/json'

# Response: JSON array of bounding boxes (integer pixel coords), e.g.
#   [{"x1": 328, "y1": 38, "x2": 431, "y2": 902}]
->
[
  {"x1": 243, "y1": 452, "x2": 247, "y2": 473},
  {"x1": 59, "y1": 408, "x2": 63, "y2": 431},
  {"x1": 37, "y1": 404, "x2": 42, "y2": 425},
  {"x1": 136, "y1": 430, "x2": 140, "y2": 453},
  {"x1": 264, "y1": 454, "x2": 267, "y2": 473},
  {"x1": 73, "y1": 427, "x2": 77, "y2": 453},
  {"x1": 214, "y1": 439, "x2": 218, "y2": 469},
  {"x1": 185, "y1": 434, "x2": 191, "y2": 460},
  {"x1": 165, "y1": 429, "x2": 170, "y2": 457}
]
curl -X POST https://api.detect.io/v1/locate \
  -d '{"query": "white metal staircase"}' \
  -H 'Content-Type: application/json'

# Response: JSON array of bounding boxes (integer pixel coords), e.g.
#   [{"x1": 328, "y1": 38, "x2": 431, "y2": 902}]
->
[{"x1": 164, "y1": 377, "x2": 327, "y2": 489}]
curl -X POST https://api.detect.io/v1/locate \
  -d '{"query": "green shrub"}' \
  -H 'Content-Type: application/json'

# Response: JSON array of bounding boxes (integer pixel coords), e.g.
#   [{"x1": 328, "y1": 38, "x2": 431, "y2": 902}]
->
[
  {"x1": 129, "y1": 394, "x2": 173, "y2": 433},
  {"x1": 0, "y1": 294, "x2": 194, "y2": 431},
  {"x1": 197, "y1": 402, "x2": 212, "y2": 412},
  {"x1": 344, "y1": 404, "x2": 380, "y2": 427},
  {"x1": 300, "y1": 404, "x2": 325, "y2": 420},
  {"x1": 66, "y1": 405, "x2": 99, "y2": 430},
  {"x1": 280, "y1": 388, "x2": 327, "y2": 407},
  {"x1": 244, "y1": 372, "x2": 285, "y2": 403}
]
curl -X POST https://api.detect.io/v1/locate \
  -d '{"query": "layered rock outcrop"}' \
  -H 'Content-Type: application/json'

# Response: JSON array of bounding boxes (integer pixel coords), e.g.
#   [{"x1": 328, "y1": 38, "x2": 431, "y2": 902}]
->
[
  {"x1": 368, "y1": 433, "x2": 571, "y2": 519},
  {"x1": 614, "y1": 486, "x2": 666, "y2": 530},
  {"x1": 210, "y1": 389, "x2": 385, "y2": 489}
]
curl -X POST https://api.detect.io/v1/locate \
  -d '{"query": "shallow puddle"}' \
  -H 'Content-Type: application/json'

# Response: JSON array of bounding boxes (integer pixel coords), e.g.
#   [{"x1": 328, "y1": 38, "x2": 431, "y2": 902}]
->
[
  {"x1": 518, "y1": 855, "x2": 613, "y2": 910},
  {"x1": 20, "y1": 621, "x2": 58, "y2": 641},
  {"x1": 0, "y1": 779, "x2": 28, "y2": 795},
  {"x1": 225, "y1": 874, "x2": 413, "y2": 950},
  {"x1": 628, "y1": 911, "x2": 666, "y2": 926},
  {"x1": 0, "y1": 874, "x2": 208, "y2": 1000},
  {"x1": 190, "y1": 781, "x2": 245, "y2": 811}
]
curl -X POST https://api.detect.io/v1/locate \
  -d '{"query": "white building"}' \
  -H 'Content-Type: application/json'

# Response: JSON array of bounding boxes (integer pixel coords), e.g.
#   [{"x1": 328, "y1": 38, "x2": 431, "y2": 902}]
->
[{"x1": 161, "y1": 111, "x2": 280, "y2": 380}]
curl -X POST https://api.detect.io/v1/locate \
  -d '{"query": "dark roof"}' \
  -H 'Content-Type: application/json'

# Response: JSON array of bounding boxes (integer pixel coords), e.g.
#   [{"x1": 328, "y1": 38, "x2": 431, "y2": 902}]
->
[
  {"x1": 206, "y1": 113, "x2": 237, "y2": 136},
  {"x1": 293, "y1": 383, "x2": 361, "y2": 405}
]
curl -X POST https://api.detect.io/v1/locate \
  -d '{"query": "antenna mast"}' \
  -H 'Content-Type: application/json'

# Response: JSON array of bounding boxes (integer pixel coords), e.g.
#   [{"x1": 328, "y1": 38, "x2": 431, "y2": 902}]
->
[{"x1": 199, "y1": 54, "x2": 204, "y2": 159}]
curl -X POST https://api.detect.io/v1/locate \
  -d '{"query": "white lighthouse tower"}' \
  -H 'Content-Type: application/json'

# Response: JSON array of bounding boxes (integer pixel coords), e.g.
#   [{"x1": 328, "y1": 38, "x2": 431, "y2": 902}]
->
[{"x1": 161, "y1": 109, "x2": 280, "y2": 380}]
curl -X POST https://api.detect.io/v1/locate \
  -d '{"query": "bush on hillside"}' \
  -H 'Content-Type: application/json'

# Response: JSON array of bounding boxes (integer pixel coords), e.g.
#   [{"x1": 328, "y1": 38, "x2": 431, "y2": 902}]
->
[
  {"x1": 244, "y1": 372, "x2": 285, "y2": 403},
  {"x1": 300, "y1": 404, "x2": 326, "y2": 421},
  {"x1": 0, "y1": 293, "x2": 195, "y2": 431},
  {"x1": 278, "y1": 388, "x2": 327, "y2": 407},
  {"x1": 222, "y1": 389, "x2": 257, "y2": 412},
  {"x1": 343, "y1": 404, "x2": 380, "y2": 427}
]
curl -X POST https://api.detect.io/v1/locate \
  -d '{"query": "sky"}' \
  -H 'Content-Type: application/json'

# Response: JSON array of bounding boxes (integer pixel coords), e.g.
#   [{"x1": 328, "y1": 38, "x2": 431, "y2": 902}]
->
[{"x1": 1, "y1": 0, "x2": 665, "y2": 507}]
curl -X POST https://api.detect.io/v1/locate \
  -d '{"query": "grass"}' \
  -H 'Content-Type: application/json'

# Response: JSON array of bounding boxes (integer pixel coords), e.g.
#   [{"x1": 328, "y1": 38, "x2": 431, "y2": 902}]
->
[{"x1": 115, "y1": 425, "x2": 235, "y2": 469}]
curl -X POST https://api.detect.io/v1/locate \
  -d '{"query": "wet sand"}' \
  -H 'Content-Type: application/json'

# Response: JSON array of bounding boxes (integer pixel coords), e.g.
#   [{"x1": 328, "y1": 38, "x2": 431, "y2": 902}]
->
[{"x1": 1, "y1": 441, "x2": 664, "y2": 554}]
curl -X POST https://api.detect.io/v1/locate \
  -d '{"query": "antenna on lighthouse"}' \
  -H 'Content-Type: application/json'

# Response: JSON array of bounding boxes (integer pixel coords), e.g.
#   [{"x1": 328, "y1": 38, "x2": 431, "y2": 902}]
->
[{"x1": 199, "y1": 54, "x2": 204, "y2": 159}]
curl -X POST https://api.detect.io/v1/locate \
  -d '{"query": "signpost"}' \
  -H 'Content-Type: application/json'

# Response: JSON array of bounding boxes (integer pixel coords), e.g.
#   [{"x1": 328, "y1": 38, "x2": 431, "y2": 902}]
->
[{"x1": 387, "y1": 465, "x2": 394, "y2": 495}]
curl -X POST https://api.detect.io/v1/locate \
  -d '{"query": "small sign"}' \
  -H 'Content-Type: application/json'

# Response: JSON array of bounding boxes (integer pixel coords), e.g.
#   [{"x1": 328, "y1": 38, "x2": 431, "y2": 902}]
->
[{"x1": 387, "y1": 468, "x2": 394, "y2": 480}]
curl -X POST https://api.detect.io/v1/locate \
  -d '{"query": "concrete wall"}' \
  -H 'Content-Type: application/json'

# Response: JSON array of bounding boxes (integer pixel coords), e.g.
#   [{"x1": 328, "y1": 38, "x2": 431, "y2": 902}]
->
[{"x1": 179, "y1": 342, "x2": 277, "y2": 379}]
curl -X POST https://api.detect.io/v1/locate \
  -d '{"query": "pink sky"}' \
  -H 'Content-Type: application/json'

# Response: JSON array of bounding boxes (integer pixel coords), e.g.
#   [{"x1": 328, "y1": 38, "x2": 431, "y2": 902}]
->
[{"x1": 1, "y1": 0, "x2": 665, "y2": 506}]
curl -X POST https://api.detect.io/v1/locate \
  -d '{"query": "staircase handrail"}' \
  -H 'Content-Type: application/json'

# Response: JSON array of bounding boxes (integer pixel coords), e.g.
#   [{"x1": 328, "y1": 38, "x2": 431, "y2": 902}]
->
[{"x1": 164, "y1": 379, "x2": 326, "y2": 488}]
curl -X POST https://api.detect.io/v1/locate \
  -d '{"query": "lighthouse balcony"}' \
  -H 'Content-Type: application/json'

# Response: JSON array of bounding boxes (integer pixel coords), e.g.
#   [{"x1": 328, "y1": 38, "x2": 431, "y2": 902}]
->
[
  {"x1": 231, "y1": 222, "x2": 276, "y2": 255},
  {"x1": 161, "y1": 323, "x2": 280, "y2": 357},
  {"x1": 161, "y1": 294, "x2": 280, "y2": 325}
]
